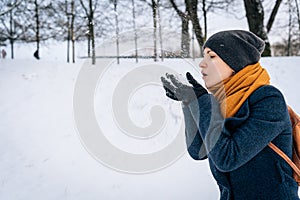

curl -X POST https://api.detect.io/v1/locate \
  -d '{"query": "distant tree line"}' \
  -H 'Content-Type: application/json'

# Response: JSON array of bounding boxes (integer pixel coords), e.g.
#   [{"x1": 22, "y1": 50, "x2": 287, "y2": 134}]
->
[{"x1": 0, "y1": 0, "x2": 299, "y2": 63}]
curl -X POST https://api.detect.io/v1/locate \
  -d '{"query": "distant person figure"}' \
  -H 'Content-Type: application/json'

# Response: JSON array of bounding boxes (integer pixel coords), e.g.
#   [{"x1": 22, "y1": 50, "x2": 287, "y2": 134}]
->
[
  {"x1": 2, "y1": 49, "x2": 7, "y2": 59},
  {"x1": 33, "y1": 49, "x2": 40, "y2": 60}
]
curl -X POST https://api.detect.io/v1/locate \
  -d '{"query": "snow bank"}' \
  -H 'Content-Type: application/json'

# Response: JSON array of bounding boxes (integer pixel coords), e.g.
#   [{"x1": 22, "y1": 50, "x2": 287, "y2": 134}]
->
[{"x1": 0, "y1": 56, "x2": 299, "y2": 200}]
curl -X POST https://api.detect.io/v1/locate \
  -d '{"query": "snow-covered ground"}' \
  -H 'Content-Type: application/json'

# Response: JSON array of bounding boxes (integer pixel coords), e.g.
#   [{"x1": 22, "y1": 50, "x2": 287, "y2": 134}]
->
[{"x1": 0, "y1": 41, "x2": 300, "y2": 200}]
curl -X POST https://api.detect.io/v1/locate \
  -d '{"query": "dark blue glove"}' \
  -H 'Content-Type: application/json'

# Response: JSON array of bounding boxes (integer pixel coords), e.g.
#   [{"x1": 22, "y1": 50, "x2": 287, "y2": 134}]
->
[{"x1": 161, "y1": 72, "x2": 208, "y2": 104}]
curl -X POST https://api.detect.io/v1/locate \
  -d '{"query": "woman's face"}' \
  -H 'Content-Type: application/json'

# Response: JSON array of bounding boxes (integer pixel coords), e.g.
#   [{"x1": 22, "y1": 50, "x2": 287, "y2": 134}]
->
[{"x1": 199, "y1": 47, "x2": 234, "y2": 88}]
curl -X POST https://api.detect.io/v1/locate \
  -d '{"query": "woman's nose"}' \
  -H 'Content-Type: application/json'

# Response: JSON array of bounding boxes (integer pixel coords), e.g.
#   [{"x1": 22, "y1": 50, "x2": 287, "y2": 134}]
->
[{"x1": 199, "y1": 59, "x2": 206, "y2": 68}]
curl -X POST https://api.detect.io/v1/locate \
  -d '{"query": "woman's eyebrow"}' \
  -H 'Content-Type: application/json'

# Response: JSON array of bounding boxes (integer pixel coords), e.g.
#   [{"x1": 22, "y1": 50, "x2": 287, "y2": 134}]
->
[{"x1": 204, "y1": 50, "x2": 211, "y2": 55}]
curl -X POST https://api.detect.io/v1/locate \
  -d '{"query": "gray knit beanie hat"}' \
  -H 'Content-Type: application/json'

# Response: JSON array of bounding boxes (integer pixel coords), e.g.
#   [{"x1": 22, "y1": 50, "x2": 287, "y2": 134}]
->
[{"x1": 203, "y1": 30, "x2": 265, "y2": 73}]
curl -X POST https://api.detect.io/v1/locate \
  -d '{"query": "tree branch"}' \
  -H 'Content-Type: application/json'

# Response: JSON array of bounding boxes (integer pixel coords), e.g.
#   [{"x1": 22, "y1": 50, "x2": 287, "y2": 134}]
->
[
  {"x1": 266, "y1": 0, "x2": 282, "y2": 33},
  {"x1": 139, "y1": 0, "x2": 152, "y2": 7},
  {"x1": 169, "y1": 0, "x2": 187, "y2": 19},
  {"x1": 79, "y1": 0, "x2": 89, "y2": 18},
  {"x1": 0, "y1": 0, "x2": 23, "y2": 16}
]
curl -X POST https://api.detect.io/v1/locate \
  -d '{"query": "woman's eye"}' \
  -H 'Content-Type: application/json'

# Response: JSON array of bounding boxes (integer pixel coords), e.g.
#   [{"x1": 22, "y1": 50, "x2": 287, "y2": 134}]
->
[{"x1": 210, "y1": 55, "x2": 216, "y2": 58}]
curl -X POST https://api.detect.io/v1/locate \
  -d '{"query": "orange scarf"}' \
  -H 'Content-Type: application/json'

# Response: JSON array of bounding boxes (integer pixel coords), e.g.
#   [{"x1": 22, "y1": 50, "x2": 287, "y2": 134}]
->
[{"x1": 208, "y1": 63, "x2": 270, "y2": 118}]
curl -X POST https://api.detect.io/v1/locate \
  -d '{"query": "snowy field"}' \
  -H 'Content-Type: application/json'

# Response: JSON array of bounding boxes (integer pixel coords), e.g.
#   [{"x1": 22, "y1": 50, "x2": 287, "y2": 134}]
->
[{"x1": 0, "y1": 42, "x2": 300, "y2": 200}]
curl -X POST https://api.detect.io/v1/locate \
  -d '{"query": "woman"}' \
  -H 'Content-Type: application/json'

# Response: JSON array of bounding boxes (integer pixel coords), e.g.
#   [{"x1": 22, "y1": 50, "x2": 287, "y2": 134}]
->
[{"x1": 161, "y1": 30, "x2": 299, "y2": 199}]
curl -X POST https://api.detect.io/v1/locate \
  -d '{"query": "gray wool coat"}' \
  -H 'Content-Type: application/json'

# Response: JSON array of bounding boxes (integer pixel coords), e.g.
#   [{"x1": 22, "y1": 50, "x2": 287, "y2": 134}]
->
[{"x1": 183, "y1": 85, "x2": 299, "y2": 200}]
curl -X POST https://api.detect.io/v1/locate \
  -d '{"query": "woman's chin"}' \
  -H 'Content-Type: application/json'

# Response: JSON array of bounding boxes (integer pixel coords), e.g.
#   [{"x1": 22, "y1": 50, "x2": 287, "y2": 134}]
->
[{"x1": 204, "y1": 80, "x2": 213, "y2": 88}]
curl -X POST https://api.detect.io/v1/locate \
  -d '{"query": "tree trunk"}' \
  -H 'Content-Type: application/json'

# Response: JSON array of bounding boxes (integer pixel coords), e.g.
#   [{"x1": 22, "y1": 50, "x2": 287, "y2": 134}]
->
[
  {"x1": 202, "y1": 0, "x2": 207, "y2": 41},
  {"x1": 266, "y1": 0, "x2": 282, "y2": 33},
  {"x1": 79, "y1": 0, "x2": 92, "y2": 59},
  {"x1": 90, "y1": 20, "x2": 95, "y2": 64},
  {"x1": 131, "y1": 0, "x2": 138, "y2": 62},
  {"x1": 192, "y1": 30, "x2": 195, "y2": 60},
  {"x1": 34, "y1": 0, "x2": 40, "y2": 59},
  {"x1": 66, "y1": 0, "x2": 70, "y2": 63},
  {"x1": 157, "y1": 0, "x2": 164, "y2": 61},
  {"x1": 152, "y1": 0, "x2": 157, "y2": 62},
  {"x1": 186, "y1": 0, "x2": 204, "y2": 56},
  {"x1": 67, "y1": 24, "x2": 70, "y2": 62},
  {"x1": 243, "y1": 0, "x2": 271, "y2": 56},
  {"x1": 9, "y1": 8, "x2": 14, "y2": 59},
  {"x1": 0, "y1": 0, "x2": 22, "y2": 17},
  {"x1": 89, "y1": 0, "x2": 95, "y2": 64},
  {"x1": 295, "y1": 0, "x2": 300, "y2": 43},
  {"x1": 181, "y1": 16, "x2": 190, "y2": 57},
  {"x1": 287, "y1": 0, "x2": 292, "y2": 56},
  {"x1": 71, "y1": 0, "x2": 75, "y2": 63},
  {"x1": 10, "y1": 40, "x2": 14, "y2": 59},
  {"x1": 114, "y1": 0, "x2": 120, "y2": 64},
  {"x1": 169, "y1": 0, "x2": 190, "y2": 57},
  {"x1": 87, "y1": 30, "x2": 91, "y2": 57}
]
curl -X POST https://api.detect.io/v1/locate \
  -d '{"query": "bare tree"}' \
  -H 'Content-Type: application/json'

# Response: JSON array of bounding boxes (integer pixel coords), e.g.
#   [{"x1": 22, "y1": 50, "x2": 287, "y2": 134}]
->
[
  {"x1": 169, "y1": 0, "x2": 232, "y2": 57},
  {"x1": 151, "y1": 0, "x2": 158, "y2": 61},
  {"x1": 20, "y1": 0, "x2": 62, "y2": 59},
  {"x1": 169, "y1": 0, "x2": 190, "y2": 57},
  {"x1": 55, "y1": 0, "x2": 88, "y2": 63},
  {"x1": 70, "y1": 0, "x2": 75, "y2": 63},
  {"x1": 0, "y1": 0, "x2": 24, "y2": 59},
  {"x1": 186, "y1": 0, "x2": 204, "y2": 54},
  {"x1": 202, "y1": 0, "x2": 207, "y2": 41},
  {"x1": 140, "y1": 0, "x2": 158, "y2": 61},
  {"x1": 0, "y1": 0, "x2": 22, "y2": 16},
  {"x1": 203, "y1": 0, "x2": 234, "y2": 41},
  {"x1": 33, "y1": 0, "x2": 40, "y2": 59},
  {"x1": 65, "y1": 0, "x2": 76, "y2": 63},
  {"x1": 266, "y1": 0, "x2": 282, "y2": 33},
  {"x1": 110, "y1": 0, "x2": 120, "y2": 64},
  {"x1": 1, "y1": 0, "x2": 67, "y2": 59},
  {"x1": 243, "y1": 0, "x2": 287, "y2": 56},
  {"x1": 270, "y1": 0, "x2": 300, "y2": 56},
  {"x1": 166, "y1": 0, "x2": 205, "y2": 56},
  {"x1": 287, "y1": 0, "x2": 292, "y2": 56},
  {"x1": 157, "y1": 0, "x2": 164, "y2": 61},
  {"x1": 243, "y1": 0, "x2": 271, "y2": 56},
  {"x1": 295, "y1": 0, "x2": 300, "y2": 39},
  {"x1": 79, "y1": 0, "x2": 97, "y2": 64},
  {"x1": 132, "y1": 0, "x2": 138, "y2": 62}
]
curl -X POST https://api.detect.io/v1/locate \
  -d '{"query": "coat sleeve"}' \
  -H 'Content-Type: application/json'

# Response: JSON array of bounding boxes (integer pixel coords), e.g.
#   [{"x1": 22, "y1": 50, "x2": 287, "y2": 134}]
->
[
  {"x1": 182, "y1": 103, "x2": 207, "y2": 160},
  {"x1": 186, "y1": 85, "x2": 291, "y2": 172}
]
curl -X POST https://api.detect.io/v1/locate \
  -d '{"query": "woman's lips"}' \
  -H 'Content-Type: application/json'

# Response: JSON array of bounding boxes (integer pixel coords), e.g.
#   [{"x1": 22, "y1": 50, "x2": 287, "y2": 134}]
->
[{"x1": 201, "y1": 72, "x2": 208, "y2": 79}]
